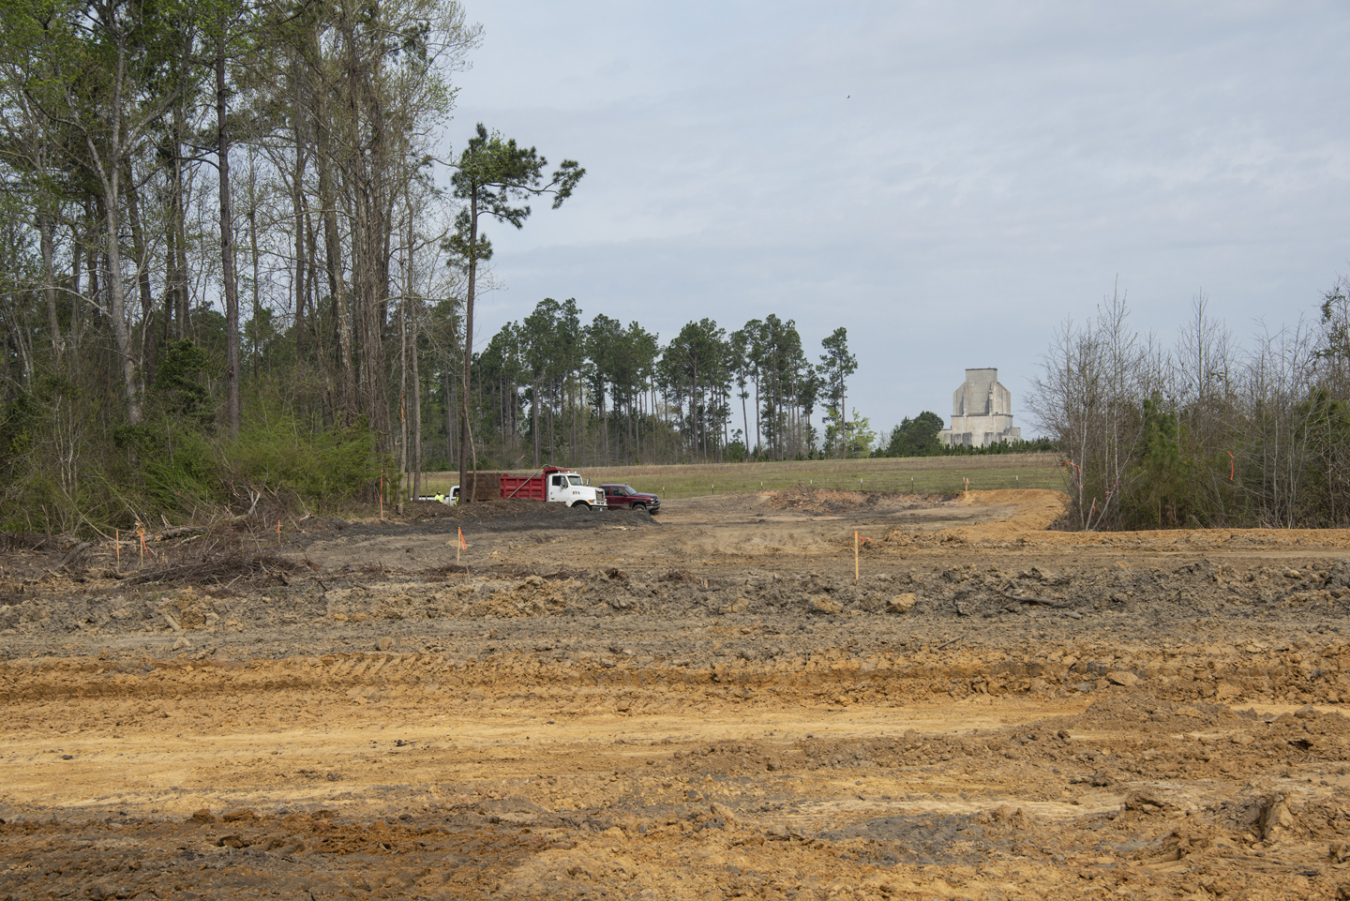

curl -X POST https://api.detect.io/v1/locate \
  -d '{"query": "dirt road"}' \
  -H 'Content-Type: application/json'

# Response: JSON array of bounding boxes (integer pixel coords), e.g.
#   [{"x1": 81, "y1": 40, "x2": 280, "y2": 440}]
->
[{"x1": 3, "y1": 489, "x2": 1350, "y2": 899}]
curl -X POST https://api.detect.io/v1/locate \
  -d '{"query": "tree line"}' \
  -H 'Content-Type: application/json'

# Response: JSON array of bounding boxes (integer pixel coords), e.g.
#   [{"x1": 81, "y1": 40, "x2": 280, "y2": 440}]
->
[
  {"x1": 1027, "y1": 284, "x2": 1350, "y2": 530},
  {"x1": 466, "y1": 304, "x2": 865, "y2": 473},
  {"x1": 868, "y1": 411, "x2": 1053, "y2": 458}
]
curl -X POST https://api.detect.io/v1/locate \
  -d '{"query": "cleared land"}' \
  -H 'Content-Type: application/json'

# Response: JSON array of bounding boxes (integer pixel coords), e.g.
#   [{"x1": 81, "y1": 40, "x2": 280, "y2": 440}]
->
[
  {"x1": 3, "y1": 487, "x2": 1350, "y2": 899},
  {"x1": 419, "y1": 451, "x2": 1065, "y2": 499}
]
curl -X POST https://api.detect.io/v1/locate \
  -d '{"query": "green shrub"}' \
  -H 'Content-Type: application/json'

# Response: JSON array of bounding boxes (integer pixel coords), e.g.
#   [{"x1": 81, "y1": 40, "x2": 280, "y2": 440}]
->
[
  {"x1": 226, "y1": 418, "x2": 382, "y2": 504},
  {"x1": 114, "y1": 420, "x2": 224, "y2": 515}
]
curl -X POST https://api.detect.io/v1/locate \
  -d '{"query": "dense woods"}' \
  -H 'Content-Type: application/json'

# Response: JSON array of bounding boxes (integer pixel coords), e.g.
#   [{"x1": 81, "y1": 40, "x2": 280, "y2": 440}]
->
[
  {"x1": 1028, "y1": 286, "x2": 1350, "y2": 530},
  {"x1": 0, "y1": 0, "x2": 486, "y2": 531},
  {"x1": 0, "y1": 0, "x2": 865, "y2": 531}
]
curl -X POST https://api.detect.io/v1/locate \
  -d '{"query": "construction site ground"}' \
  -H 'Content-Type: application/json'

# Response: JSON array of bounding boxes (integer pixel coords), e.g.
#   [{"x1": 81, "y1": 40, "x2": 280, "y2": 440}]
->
[{"x1": 3, "y1": 487, "x2": 1350, "y2": 900}]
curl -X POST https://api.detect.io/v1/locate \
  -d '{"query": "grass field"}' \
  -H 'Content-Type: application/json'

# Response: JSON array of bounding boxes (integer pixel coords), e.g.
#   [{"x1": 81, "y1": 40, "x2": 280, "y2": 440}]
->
[{"x1": 417, "y1": 452, "x2": 1066, "y2": 500}]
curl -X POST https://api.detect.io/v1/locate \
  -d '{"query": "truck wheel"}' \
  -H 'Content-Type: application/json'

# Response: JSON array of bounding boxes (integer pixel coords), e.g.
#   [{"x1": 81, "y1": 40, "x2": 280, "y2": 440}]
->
[
  {"x1": 573, "y1": 502, "x2": 591, "y2": 512},
  {"x1": 632, "y1": 503, "x2": 646, "y2": 512}
]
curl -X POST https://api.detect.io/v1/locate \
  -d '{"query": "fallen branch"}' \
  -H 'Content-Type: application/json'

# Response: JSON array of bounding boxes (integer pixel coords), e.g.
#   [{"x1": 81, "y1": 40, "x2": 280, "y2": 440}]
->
[
  {"x1": 159, "y1": 525, "x2": 206, "y2": 540},
  {"x1": 1006, "y1": 594, "x2": 1070, "y2": 609},
  {"x1": 57, "y1": 541, "x2": 94, "y2": 571}
]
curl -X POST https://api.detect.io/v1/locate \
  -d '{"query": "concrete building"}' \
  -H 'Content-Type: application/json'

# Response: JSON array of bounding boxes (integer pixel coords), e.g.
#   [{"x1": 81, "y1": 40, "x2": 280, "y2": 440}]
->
[{"x1": 939, "y1": 368, "x2": 1022, "y2": 448}]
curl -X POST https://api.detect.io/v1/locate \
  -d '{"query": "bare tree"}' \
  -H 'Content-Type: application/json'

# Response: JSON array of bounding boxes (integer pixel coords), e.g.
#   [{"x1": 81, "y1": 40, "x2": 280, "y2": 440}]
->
[
  {"x1": 1028, "y1": 287, "x2": 1155, "y2": 530},
  {"x1": 1169, "y1": 294, "x2": 1239, "y2": 522},
  {"x1": 1237, "y1": 319, "x2": 1320, "y2": 527}
]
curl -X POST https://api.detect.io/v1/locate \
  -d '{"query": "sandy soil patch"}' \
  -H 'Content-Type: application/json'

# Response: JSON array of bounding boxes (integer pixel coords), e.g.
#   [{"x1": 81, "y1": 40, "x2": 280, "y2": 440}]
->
[{"x1": 3, "y1": 487, "x2": 1350, "y2": 899}]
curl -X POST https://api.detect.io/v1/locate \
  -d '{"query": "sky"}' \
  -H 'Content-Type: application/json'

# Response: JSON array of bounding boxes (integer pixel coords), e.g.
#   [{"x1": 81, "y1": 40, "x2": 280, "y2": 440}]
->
[{"x1": 446, "y1": 1, "x2": 1350, "y2": 440}]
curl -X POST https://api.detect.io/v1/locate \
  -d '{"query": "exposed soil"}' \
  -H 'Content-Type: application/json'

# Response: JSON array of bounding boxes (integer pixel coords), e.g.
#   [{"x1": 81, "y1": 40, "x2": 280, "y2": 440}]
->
[{"x1": 4, "y1": 488, "x2": 1350, "y2": 899}]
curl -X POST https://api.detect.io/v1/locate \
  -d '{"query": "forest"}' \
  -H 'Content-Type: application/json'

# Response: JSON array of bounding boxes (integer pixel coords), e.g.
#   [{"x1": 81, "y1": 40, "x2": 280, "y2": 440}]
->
[{"x1": 0, "y1": 0, "x2": 871, "y2": 533}]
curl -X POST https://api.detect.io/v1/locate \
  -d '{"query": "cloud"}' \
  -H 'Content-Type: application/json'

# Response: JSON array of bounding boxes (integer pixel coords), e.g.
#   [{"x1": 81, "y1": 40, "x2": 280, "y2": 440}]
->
[{"x1": 447, "y1": 2, "x2": 1350, "y2": 434}]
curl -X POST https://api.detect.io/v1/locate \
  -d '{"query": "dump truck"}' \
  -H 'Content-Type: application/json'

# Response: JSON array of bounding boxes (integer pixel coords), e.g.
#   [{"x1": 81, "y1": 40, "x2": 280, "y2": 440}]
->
[{"x1": 445, "y1": 465, "x2": 607, "y2": 510}]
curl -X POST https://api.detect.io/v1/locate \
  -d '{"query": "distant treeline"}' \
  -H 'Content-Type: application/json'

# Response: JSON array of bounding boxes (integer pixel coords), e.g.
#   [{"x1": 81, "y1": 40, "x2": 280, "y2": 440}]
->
[
  {"x1": 469, "y1": 303, "x2": 867, "y2": 471},
  {"x1": 870, "y1": 411, "x2": 1055, "y2": 458}
]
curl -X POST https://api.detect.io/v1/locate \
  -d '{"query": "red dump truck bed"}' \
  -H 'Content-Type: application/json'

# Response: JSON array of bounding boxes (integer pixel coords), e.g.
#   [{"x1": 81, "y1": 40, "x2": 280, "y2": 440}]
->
[{"x1": 499, "y1": 465, "x2": 567, "y2": 501}]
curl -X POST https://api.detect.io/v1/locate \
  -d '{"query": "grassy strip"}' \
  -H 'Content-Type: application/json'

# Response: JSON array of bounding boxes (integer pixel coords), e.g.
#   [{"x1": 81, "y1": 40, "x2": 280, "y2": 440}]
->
[{"x1": 417, "y1": 453, "x2": 1065, "y2": 500}]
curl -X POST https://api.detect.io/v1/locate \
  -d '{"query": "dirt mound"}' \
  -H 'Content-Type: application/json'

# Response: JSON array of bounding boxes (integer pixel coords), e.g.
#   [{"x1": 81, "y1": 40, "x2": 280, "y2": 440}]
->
[
  {"x1": 769, "y1": 485, "x2": 876, "y2": 513},
  {"x1": 954, "y1": 489, "x2": 1070, "y2": 533},
  {"x1": 766, "y1": 486, "x2": 957, "y2": 516},
  {"x1": 406, "y1": 497, "x2": 585, "y2": 522},
  {"x1": 301, "y1": 499, "x2": 658, "y2": 545}
]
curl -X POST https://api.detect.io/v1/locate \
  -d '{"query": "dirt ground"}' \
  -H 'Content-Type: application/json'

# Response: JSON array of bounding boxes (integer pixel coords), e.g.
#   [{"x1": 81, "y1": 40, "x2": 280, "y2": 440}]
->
[{"x1": 4, "y1": 487, "x2": 1350, "y2": 900}]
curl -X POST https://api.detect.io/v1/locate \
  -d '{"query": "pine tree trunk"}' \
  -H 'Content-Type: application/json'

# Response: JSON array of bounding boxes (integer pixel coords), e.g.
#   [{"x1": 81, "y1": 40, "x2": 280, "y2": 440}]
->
[{"x1": 218, "y1": 38, "x2": 241, "y2": 436}]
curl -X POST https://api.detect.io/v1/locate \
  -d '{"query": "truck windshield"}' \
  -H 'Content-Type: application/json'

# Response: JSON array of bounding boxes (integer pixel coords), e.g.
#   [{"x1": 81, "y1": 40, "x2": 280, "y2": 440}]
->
[{"x1": 567, "y1": 475, "x2": 583, "y2": 487}]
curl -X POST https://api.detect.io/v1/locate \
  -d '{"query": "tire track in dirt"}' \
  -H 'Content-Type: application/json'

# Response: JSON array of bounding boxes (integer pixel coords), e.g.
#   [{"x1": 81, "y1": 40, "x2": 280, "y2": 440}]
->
[{"x1": 4, "y1": 632, "x2": 1350, "y2": 711}]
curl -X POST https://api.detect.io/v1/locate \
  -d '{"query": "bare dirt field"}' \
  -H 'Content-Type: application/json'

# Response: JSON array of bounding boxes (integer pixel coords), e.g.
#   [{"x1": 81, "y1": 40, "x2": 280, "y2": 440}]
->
[{"x1": 3, "y1": 488, "x2": 1350, "y2": 899}]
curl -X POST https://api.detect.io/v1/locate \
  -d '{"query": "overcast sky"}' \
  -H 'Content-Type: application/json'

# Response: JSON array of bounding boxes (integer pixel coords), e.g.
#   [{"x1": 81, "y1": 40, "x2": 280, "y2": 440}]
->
[{"x1": 447, "y1": 1, "x2": 1350, "y2": 440}]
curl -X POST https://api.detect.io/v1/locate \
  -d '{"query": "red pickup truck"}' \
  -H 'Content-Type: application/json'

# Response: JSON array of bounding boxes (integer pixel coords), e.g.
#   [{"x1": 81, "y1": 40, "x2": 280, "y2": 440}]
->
[{"x1": 601, "y1": 484, "x2": 661, "y2": 514}]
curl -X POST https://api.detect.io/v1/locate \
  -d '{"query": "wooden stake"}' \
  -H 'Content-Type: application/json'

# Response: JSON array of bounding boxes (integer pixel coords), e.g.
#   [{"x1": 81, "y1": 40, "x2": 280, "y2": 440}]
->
[
  {"x1": 115, "y1": 529, "x2": 120, "y2": 571},
  {"x1": 854, "y1": 531, "x2": 860, "y2": 583}
]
